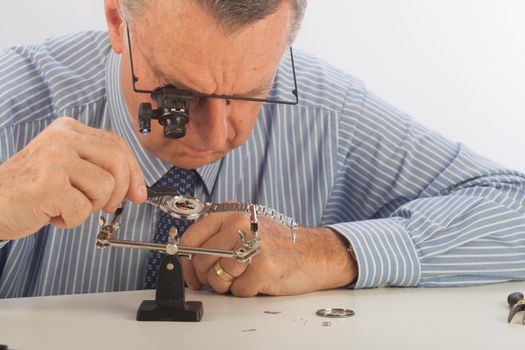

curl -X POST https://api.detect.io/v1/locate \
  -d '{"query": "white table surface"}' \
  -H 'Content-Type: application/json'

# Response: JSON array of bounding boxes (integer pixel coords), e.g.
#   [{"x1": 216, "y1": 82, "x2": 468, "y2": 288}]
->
[{"x1": 1, "y1": 282, "x2": 525, "y2": 350}]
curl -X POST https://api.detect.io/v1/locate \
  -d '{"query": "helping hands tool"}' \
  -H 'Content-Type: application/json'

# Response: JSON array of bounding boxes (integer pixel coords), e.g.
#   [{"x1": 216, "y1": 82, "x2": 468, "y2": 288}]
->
[{"x1": 96, "y1": 185, "x2": 298, "y2": 321}]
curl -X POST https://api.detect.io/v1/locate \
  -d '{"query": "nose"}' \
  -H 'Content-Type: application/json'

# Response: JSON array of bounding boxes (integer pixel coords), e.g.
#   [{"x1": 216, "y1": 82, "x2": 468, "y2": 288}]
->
[{"x1": 187, "y1": 98, "x2": 230, "y2": 149}]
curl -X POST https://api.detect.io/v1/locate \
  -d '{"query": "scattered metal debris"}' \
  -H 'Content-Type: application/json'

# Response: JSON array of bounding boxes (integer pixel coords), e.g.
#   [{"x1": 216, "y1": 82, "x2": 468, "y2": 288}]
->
[
  {"x1": 242, "y1": 328, "x2": 257, "y2": 332},
  {"x1": 263, "y1": 311, "x2": 282, "y2": 314},
  {"x1": 322, "y1": 321, "x2": 331, "y2": 327}
]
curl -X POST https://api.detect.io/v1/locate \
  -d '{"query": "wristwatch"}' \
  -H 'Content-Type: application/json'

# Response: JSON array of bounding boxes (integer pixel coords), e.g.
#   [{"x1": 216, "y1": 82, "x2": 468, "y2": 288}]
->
[{"x1": 146, "y1": 186, "x2": 298, "y2": 242}]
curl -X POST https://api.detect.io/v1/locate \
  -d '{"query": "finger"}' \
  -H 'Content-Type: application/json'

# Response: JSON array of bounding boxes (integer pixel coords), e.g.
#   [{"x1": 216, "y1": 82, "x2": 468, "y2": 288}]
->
[
  {"x1": 179, "y1": 213, "x2": 227, "y2": 247},
  {"x1": 46, "y1": 186, "x2": 93, "y2": 229},
  {"x1": 125, "y1": 151, "x2": 147, "y2": 204},
  {"x1": 191, "y1": 228, "x2": 242, "y2": 286},
  {"x1": 66, "y1": 159, "x2": 115, "y2": 212},
  {"x1": 179, "y1": 216, "x2": 224, "y2": 288},
  {"x1": 73, "y1": 135, "x2": 129, "y2": 211},
  {"x1": 181, "y1": 257, "x2": 201, "y2": 290},
  {"x1": 83, "y1": 125, "x2": 146, "y2": 203},
  {"x1": 72, "y1": 133, "x2": 140, "y2": 210},
  {"x1": 180, "y1": 212, "x2": 250, "y2": 251},
  {"x1": 230, "y1": 267, "x2": 262, "y2": 297},
  {"x1": 49, "y1": 117, "x2": 147, "y2": 205},
  {"x1": 207, "y1": 257, "x2": 248, "y2": 294}
]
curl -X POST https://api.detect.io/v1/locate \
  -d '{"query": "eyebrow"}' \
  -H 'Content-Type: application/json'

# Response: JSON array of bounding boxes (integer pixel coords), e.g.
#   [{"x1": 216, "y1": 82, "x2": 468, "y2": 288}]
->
[{"x1": 152, "y1": 67, "x2": 273, "y2": 99}]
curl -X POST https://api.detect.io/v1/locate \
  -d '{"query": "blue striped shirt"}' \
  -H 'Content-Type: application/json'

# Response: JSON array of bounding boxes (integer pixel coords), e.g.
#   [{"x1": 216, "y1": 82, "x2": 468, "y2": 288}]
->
[{"x1": 1, "y1": 31, "x2": 524, "y2": 298}]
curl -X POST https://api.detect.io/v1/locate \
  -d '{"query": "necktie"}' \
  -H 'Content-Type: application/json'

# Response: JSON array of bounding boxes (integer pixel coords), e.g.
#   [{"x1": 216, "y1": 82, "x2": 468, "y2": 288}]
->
[{"x1": 144, "y1": 166, "x2": 196, "y2": 289}]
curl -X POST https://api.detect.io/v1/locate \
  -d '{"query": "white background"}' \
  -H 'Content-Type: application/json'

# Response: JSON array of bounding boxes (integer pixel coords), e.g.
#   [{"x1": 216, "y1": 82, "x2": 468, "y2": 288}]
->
[{"x1": 1, "y1": 1, "x2": 524, "y2": 171}]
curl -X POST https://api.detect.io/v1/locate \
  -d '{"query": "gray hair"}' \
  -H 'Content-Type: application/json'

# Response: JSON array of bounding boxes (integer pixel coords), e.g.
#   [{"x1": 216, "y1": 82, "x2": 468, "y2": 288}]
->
[{"x1": 121, "y1": 0, "x2": 307, "y2": 44}]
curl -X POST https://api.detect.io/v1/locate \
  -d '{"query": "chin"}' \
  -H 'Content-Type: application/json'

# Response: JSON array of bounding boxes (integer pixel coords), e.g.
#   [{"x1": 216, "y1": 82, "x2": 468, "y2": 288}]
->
[{"x1": 141, "y1": 134, "x2": 227, "y2": 169}]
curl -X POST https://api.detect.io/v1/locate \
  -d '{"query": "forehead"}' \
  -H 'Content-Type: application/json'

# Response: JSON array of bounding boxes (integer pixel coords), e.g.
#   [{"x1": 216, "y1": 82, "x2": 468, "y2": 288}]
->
[{"x1": 132, "y1": 1, "x2": 292, "y2": 95}]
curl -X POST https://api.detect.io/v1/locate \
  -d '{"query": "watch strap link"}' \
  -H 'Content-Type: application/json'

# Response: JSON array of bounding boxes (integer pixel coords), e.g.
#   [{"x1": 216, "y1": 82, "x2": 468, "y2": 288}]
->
[{"x1": 208, "y1": 202, "x2": 298, "y2": 232}]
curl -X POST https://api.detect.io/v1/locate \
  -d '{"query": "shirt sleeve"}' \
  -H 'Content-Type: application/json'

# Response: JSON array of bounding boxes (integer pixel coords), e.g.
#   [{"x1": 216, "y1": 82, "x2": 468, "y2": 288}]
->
[{"x1": 326, "y1": 87, "x2": 525, "y2": 288}]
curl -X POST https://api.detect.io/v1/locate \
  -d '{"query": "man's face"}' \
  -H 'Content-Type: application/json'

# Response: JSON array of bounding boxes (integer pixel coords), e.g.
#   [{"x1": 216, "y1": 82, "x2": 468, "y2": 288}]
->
[{"x1": 117, "y1": 1, "x2": 292, "y2": 169}]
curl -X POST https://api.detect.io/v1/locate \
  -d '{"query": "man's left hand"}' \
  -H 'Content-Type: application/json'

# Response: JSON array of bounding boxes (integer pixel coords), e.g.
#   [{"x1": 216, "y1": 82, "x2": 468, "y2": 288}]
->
[{"x1": 179, "y1": 212, "x2": 358, "y2": 297}]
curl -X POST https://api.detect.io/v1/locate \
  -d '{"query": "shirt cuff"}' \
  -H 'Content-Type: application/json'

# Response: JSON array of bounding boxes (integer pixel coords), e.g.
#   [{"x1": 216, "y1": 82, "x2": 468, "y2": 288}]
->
[{"x1": 328, "y1": 218, "x2": 421, "y2": 288}]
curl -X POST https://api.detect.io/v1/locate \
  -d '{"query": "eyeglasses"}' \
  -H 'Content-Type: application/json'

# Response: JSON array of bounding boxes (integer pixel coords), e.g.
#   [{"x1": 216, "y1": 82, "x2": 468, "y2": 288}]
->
[{"x1": 126, "y1": 24, "x2": 299, "y2": 106}]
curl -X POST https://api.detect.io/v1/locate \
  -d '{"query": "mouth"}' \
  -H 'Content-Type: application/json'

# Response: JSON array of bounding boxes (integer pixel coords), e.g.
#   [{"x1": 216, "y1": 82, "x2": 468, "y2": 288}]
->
[{"x1": 177, "y1": 140, "x2": 220, "y2": 157}]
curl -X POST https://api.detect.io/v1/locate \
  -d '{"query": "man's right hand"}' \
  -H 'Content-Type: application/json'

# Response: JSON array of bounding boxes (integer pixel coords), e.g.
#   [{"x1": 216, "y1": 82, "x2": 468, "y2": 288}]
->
[{"x1": 0, "y1": 117, "x2": 147, "y2": 240}]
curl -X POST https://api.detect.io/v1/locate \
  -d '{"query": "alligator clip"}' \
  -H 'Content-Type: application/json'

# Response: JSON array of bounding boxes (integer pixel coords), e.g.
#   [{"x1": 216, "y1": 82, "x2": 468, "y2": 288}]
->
[{"x1": 507, "y1": 292, "x2": 525, "y2": 324}]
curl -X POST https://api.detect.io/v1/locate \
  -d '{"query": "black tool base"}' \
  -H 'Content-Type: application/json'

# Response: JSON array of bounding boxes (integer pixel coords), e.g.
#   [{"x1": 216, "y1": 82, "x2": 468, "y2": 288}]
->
[
  {"x1": 136, "y1": 254, "x2": 203, "y2": 322},
  {"x1": 136, "y1": 300, "x2": 203, "y2": 322}
]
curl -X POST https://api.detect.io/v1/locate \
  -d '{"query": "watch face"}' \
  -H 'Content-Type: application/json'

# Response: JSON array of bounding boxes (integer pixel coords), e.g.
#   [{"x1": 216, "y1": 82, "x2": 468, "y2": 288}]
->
[{"x1": 165, "y1": 195, "x2": 206, "y2": 220}]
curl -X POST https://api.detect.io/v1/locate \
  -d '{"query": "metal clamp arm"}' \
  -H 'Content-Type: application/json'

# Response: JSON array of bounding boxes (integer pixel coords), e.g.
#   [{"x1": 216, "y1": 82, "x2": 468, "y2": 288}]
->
[
  {"x1": 96, "y1": 204, "x2": 262, "y2": 263},
  {"x1": 98, "y1": 237, "x2": 260, "y2": 263}
]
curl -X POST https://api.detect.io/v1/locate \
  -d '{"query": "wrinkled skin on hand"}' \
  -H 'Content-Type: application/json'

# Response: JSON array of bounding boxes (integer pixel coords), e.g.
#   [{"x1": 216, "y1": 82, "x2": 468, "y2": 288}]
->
[
  {"x1": 180, "y1": 212, "x2": 358, "y2": 297},
  {"x1": 0, "y1": 117, "x2": 147, "y2": 240}
]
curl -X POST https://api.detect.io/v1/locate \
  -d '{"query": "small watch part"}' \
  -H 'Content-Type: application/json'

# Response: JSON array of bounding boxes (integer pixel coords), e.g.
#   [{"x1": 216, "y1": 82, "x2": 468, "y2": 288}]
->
[
  {"x1": 315, "y1": 308, "x2": 355, "y2": 318},
  {"x1": 147, "y1": 194, "x2": 206, "y2": 221},
  {"x1": 263, "y1": 311, "x2": 282, "y2": 314}
]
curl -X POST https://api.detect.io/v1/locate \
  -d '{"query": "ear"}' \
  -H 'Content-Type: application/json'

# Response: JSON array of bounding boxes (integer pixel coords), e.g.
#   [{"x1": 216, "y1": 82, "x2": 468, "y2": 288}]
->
[{"x1": 104, "y1": 0, "x2": 125, "y2": 53}]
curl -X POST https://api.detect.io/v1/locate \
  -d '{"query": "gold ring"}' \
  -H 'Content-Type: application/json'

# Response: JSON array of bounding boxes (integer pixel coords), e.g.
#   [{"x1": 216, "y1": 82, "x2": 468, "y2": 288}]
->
[{"x1": 213, "y1": 261, "x2": 235, "y2": 283}]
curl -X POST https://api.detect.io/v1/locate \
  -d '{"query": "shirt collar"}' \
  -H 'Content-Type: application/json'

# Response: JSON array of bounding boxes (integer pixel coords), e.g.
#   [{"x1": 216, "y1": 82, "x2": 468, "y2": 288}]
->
[{"x1": 105, "y1": 51, "x2": 221, "y2": 194}]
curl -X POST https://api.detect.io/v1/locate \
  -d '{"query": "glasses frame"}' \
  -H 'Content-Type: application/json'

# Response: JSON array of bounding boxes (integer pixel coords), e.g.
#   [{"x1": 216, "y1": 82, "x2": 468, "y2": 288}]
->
[{"x1": 125, "y1": 24, "x2": 299, "y2": 106}]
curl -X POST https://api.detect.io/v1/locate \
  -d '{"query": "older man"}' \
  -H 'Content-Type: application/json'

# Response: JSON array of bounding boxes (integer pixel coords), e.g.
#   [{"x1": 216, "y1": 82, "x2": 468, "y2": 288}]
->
[{"x1": 0, "y1": 0, "x2": 523, "y2": 298}]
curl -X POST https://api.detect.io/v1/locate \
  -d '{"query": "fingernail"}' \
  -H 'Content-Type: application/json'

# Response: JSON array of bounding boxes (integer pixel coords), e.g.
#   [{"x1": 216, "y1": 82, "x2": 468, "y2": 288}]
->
[{"x1": 105, "y1": 206, "x2": 118, "y2": 213}]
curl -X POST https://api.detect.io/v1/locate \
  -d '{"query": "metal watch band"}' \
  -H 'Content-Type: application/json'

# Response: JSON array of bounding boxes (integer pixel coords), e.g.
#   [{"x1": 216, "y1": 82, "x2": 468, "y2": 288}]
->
[
  {"x1": 147, "y1": 195, "x2": 170, "y2": 209},
  {"x1": 207, "y1": 202, "x2": 298, "y2": 241}
]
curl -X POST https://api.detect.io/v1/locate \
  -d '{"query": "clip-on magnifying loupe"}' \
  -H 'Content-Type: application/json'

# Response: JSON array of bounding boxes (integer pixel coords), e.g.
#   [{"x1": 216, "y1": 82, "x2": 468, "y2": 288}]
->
[{"x1": 137, "y1": 84, "x2": 191, "y2": 139}]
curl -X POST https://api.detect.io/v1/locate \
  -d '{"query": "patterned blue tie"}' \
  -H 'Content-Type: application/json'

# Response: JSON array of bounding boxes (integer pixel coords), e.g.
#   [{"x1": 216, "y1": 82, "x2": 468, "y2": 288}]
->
[{"x1": 144, "y1": 166, "x2": 196, "y2": 289}]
